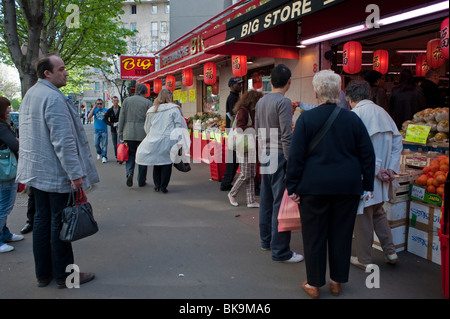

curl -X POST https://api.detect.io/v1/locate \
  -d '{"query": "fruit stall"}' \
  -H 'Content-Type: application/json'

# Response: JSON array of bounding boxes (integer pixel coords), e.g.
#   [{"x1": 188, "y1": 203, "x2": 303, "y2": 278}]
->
[{"x1": 391, "y1": 106, "x2": 448, "y2": 298}]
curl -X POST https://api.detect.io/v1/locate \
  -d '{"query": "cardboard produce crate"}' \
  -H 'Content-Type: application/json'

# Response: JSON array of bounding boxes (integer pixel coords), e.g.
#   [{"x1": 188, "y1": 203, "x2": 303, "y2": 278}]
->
[{"x1": 407, "y1": 200, "x2": 442, "y2": 265}]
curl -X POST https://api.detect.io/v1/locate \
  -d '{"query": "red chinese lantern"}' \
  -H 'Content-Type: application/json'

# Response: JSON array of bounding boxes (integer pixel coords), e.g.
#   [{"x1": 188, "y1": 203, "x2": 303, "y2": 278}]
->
[
  {"x1": 342, "y1": 41, "x2": 362, "y2": 74},
  {"x1": 204, "y1": 62, "x2": 216, "y2": 85},
  {"x1": 252, "y1": 72, "x2": 263, "y2": 89},
  {"x1": 441, "y1": 18, "x2": 449, "y2": 59},
  {"x1": 182, "y1": 68, "x2": 193, "y2": 87},
  {"x1": 427, "y1": 38, "x2": 445, "y2": 69},
  {"x1": 373, "y1": 50, "x2": 389, "y2": 75},
  {"x1": 153, "y1": 78, "x2": 162, "y2": 94},
  {"x1": 232, "y1": 55, "x2": 247, "y2": 77},
  {"x1": 211, "y1": 82, "x2": 219, "y2": 95},
  {"x1": 415, "y1": 54, "x2": 429, "y2": 77},
  {"x1": 166, "y1": 75, "x2": 176, "y2": 92},
  {"x1": 144, "y1": 83, "x2": 151, "y2": 97}
]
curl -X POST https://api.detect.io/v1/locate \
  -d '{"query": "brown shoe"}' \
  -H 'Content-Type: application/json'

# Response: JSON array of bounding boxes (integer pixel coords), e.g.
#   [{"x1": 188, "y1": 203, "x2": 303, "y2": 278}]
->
[
  {"x1": 330, "y1": 280, "x2": 342, "y2": 296},
  {"x1": 302, "y1": 281, "x2": 319, "y2": 299}
]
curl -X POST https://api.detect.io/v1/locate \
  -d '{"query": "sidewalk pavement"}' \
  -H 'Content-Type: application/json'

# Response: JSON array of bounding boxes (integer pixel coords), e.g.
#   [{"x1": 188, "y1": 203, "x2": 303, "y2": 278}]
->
[{"x1": 1, "y1": 123, "x2": 446, "y2": 301}]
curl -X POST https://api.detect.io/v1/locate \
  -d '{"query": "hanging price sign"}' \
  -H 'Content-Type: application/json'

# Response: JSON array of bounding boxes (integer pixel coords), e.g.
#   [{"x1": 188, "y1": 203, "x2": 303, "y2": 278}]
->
[{"x1": 405, "y1": 124, "x2": 431, "y2": 145}]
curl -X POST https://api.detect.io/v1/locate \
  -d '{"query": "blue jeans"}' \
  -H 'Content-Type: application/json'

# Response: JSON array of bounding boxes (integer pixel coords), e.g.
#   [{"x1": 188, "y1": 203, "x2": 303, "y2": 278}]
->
[
  {"x1": 259, "y1": 153, "x2": 293, "y2": 261},
  {"x1": 94, "y1": 129, "x2": 108, "y2": 158},
  {"x1": 0, "y1": 179, "x2": 17, "y2": 246},
  {"x1": 32, "y1": 187, "x2": 74, "y2": 282}
]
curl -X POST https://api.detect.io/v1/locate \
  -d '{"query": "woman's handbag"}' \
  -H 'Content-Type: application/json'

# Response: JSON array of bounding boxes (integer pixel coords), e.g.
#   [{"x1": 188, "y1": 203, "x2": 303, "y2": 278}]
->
[
  {"x1": 277, "y1": 190, "x2": 302, "y2": 232},
  {"x1": 59, "y1": 188, "x2": 98, "y2": 242},
  {"x1": 117, "y1": 143, "x2": 129, "y2": 162},
  {"x1": 0, "y1": 147, "x2": 17, "y2": 182},
  {"x1": 173, "y1": 148, "x2": 191, "y2": 172}
]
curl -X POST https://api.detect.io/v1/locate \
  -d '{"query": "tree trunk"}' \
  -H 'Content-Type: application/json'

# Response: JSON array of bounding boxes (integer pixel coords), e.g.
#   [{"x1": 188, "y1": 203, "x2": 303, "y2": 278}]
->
[{"x1": 2, "y1": 0, "x2": 44, "y2": 97}]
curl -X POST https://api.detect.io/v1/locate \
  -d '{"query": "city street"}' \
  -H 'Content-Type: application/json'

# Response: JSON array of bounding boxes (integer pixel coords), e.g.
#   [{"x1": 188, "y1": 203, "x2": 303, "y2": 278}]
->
[{"x1": 1, "y1": 123, "x2": 446, "y2": 301}]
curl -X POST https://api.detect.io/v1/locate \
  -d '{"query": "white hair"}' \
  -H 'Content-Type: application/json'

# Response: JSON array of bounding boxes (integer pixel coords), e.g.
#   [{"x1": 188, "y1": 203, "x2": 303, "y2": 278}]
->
[{"x1": 312, "y1": 70, "x2": 341, "y2": 104}]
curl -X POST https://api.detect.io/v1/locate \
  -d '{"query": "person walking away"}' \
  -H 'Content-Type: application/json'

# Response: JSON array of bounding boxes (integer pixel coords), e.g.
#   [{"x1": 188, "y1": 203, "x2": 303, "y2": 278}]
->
[
  {"x1": 286, "y1": 70, "x2": 375, "y2": 298},
  {"x1": 104, "y1": 96, "x2": 122, "y2": 163},
  {"x1": 136, "y1": 89, "x2": 190, "y2": 193},
  {"x1": 220, "y1": 77, "x2": 243, "y2": 191},
  {"x1": 0, "y1": 97, "x2": 24, "y2": 253},
  {"x1": 364, "y1": 70, "x2": 390, "y2": 113},
  {"x1": 255, "y1": 64, "x2": 303, "y2": 263},
  {"x1": 16, "y1": 54, "x2": 99, "y2": 287},
  {"x1": 227, "y1": 90, "x2": 263, "y2": 208},
  {"x1": 88, "y1": 99, "x2": 108, "y2": 163},
  {"x1": 389, "y1": 69, "x2": 426, "y2": 130},
  {"x1": 420, "y1": 69, "x2": 445, "y2": 108},
  {"x1": 345, "y1": 80, "x2": 402, "y2": 269},
  {"x1": 118, "y1": 84, "x2": 152, "y2": 187}
]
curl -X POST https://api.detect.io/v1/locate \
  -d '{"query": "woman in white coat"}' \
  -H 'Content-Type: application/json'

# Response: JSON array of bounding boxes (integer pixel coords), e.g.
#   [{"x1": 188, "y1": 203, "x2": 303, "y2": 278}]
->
[
  {"x1": 136, "y1": 89, "x2": 189, "y2": 193},
  {"x1": 345, "y1": 80, "x2": 403, "y2": 268}
]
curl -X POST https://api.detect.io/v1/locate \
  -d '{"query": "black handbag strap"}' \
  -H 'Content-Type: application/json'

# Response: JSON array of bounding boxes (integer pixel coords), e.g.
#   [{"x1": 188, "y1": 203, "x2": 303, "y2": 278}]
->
[{"x1": 306, "y1": 106, "x2": 341, "y2": 156}]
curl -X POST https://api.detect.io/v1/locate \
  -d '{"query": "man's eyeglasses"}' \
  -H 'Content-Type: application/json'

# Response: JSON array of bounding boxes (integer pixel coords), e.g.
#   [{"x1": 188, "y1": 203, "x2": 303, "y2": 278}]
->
[{"x1": 96, "y1": 103, "x2": 103, "y2": 105}]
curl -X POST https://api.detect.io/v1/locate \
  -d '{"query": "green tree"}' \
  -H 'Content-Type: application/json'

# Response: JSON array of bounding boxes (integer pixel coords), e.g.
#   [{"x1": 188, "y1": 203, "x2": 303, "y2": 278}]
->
[{"x1": 0, "y1": 0, "x2": 136, "y2": 97}]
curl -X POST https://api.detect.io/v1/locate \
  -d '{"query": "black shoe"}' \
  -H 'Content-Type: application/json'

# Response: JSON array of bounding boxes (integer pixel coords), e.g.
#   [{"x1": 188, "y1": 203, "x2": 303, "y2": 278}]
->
[
  {"x1": 126, "y1": 175, "x2": 133, "y2": 187},
  {"x1": 154, "y1": 187, "x2": 160, "y2": 192},
  {"x1": 220, "y1": 185, "x2": 232, "y2": 191},
  {"x1": 21, "y1": 223, "x2": 33, "y2": 234},
  {"x1": 138, "y1": 182, "x2": 147, "y2": 187},
  {"x1": 37, "y1": 276, "x2": 53, "y2": 287},
  {"x1": 161, "y1": 189, "x2": 168, "y2": 193}
]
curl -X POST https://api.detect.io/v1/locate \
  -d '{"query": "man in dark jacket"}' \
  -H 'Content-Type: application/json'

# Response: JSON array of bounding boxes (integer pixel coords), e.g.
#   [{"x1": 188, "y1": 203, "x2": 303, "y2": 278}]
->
[
  {"x1": 220, "y1": 77, "x2": 243, "y2": 191},
  {"x1": 104, "y1": 96, "x2": 121, "y2": 163},
  {"x1": 420, "y1": 69, "x2": 444, "y2": 108}
]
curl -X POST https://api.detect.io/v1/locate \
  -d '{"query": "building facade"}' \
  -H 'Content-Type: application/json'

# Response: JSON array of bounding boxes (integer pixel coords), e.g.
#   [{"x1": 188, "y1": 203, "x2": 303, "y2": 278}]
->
[{"x1": 81, "y1": 0, "x2": 170, "y2": 109}]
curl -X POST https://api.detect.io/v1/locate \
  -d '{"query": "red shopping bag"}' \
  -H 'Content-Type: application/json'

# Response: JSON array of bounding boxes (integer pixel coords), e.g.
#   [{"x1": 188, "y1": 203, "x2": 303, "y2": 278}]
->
[
  {"x1": 277, "y1": 189, "x2": 301, "y2": 232},
  {"x1": 117, "y1": 143, "x2": 129, "y2": 162}
]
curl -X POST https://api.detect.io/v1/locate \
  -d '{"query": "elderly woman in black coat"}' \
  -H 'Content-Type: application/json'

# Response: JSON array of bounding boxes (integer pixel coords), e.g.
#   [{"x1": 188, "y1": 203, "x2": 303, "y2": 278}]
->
[{"x1": 286, "y1": 70, "x2": 375, "y2": 298}]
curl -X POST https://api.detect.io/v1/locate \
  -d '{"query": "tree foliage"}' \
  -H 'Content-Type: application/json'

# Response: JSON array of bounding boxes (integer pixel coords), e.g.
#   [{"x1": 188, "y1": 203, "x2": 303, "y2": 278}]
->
[{"x1": 0, "y1": 0, "x2": 137, "y2": 96}]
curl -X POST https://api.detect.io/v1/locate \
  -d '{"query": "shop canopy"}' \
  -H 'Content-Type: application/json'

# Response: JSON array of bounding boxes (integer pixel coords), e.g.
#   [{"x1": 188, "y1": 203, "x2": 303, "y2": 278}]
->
[{"x1": 138, "y1": 0, "x2": 447, "y2": 84}]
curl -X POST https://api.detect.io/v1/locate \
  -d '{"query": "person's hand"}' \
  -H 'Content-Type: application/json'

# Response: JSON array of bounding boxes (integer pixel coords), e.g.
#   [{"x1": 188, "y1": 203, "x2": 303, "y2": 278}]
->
[
  {"x1": 386, "y1": 169, "x2": 396, "y2": 182},
  {"x1": 71, "y1": 177, "x2": 83, "y2": 190},
  {"x1": 376, "y1": 168, "x2": 390, "y2": 182},
  {"x1": 289, "y1": 193, "x2": 300, "y2": 204}
]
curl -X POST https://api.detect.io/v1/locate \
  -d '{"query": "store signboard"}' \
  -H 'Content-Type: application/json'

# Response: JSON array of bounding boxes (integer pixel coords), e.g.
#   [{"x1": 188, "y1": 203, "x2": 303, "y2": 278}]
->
[
  {"x1": 120, "y1": 56, "x2": 155, "y2": 80},
  {"x1": 225, "y1": 0, "x2": 347, "y2": 42}
]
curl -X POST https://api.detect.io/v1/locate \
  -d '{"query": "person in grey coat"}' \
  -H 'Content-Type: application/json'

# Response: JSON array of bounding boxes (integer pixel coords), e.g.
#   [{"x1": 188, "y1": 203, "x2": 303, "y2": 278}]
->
[
  {"x1": 118, "y1": 84, "x2": 152, "y2": 187},
  {"x1": 16, "y1": 54, "x2": 100, "y2": 288}
]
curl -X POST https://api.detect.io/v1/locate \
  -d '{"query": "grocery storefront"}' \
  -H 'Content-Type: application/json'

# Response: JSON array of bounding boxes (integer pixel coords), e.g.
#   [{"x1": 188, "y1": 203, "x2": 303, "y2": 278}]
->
[{"x1": 137, "y1": 0, "x2": 449, "y2": 297}]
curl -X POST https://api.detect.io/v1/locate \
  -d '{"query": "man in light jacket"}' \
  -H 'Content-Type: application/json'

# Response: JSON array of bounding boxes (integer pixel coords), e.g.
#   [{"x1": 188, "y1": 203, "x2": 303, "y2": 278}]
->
[
  {"x1": 118, "y1": 84, "x2": 152, "y2": 187},
  {"x1": 345, "y1": 80, "x2": 402, "y2": 269},
  {"x1": 16, "y1": 54, "x2": 99, "y2": 288}
]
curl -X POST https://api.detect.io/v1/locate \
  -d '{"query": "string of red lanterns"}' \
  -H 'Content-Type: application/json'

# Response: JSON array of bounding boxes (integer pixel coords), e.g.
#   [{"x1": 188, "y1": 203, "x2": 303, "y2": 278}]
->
[
  {"x1": 182, "y1": 68, "x2": 193, "y2": 87},
  {"x1": 204, "y1": 62, "x2": 217, "y2": 85},
  {"x1": 373, "y1": 49, "x2": 389, "y2": 75},
  {"x1": 343, "y1": 41, "x2": 362, "y2": 74},
  {"x1": 153, "y1": 78, "x2": 162, "y2": 94},
  {"x1": 441, "y1": 18, "x2": 449, "y2": 60}
]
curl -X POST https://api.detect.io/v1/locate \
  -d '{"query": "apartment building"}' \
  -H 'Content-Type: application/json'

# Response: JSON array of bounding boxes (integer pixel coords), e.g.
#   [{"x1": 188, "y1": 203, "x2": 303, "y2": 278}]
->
[{"x1": 81, "y1": 0, "x2": 170, "y2": 108}]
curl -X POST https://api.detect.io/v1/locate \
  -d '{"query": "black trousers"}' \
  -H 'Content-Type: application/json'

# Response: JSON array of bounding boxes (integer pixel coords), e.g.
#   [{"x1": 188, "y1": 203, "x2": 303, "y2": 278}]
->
[
  {"x1": 153, "y1": 164, "x2": 172, "y2": 191},
  {"x1": 32, "y1": 188, "x2": 74, "y2": 282},
  {"x1": 299, "y1": 194, "x2": 359, "y2": 287}
]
